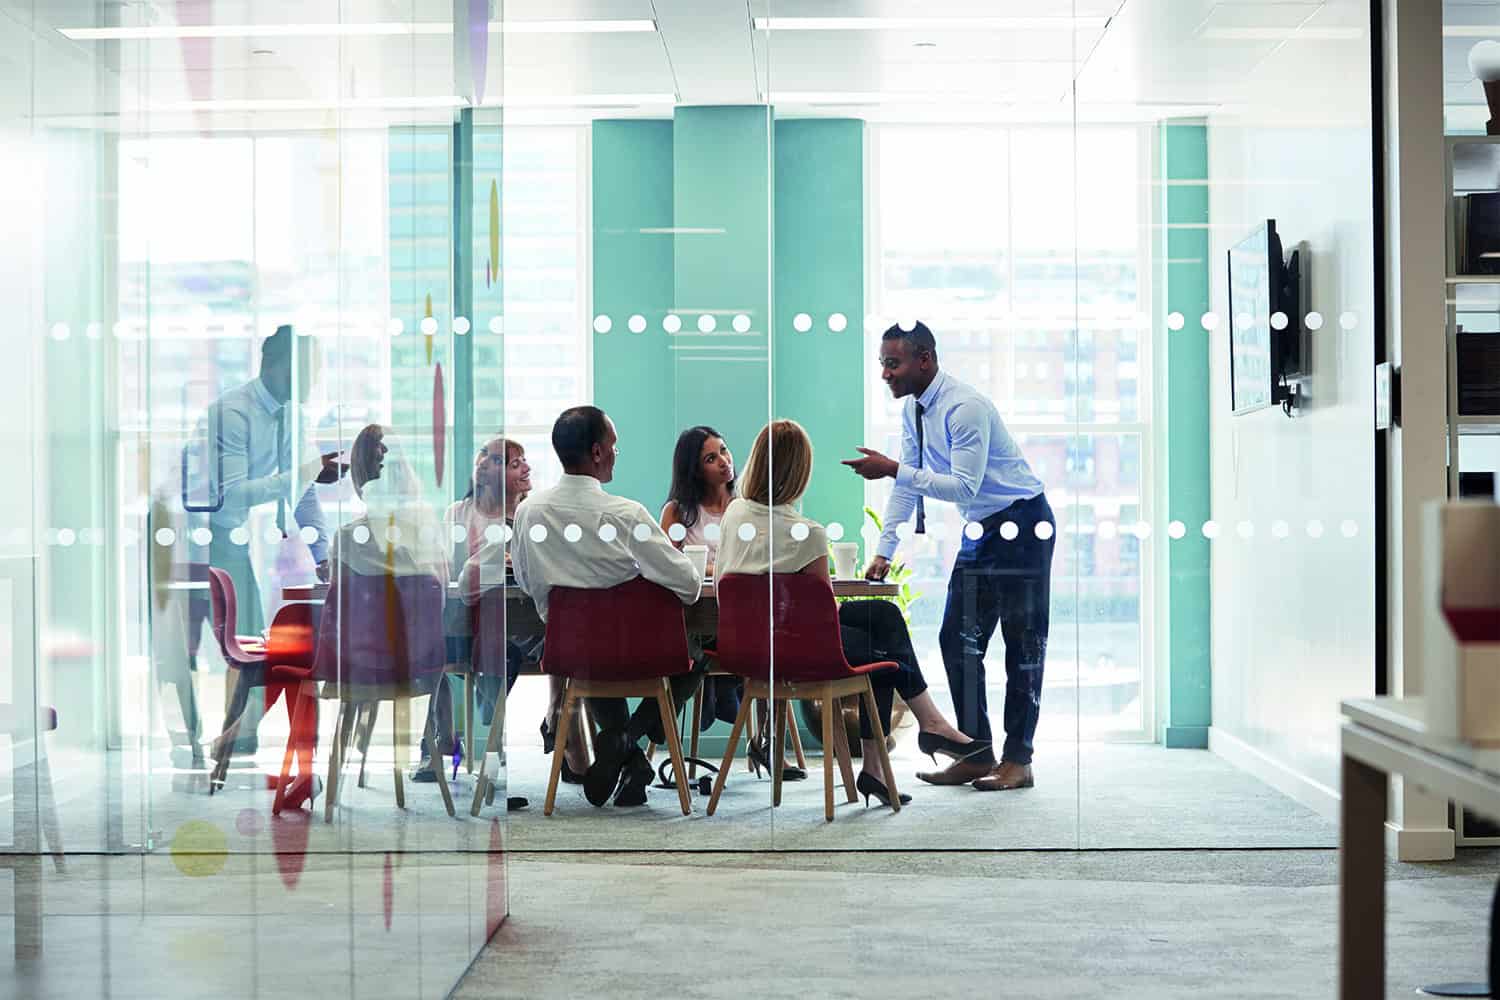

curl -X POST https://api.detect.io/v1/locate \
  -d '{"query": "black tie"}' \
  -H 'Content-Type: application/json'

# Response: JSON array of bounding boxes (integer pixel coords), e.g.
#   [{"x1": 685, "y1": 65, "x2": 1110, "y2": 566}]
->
[
  {"x1": 275, "y1": 405, "x2": 288, "y2": 538},
  {"x1": 913, "y1": 401, "x2": 926, "y2": 535}
]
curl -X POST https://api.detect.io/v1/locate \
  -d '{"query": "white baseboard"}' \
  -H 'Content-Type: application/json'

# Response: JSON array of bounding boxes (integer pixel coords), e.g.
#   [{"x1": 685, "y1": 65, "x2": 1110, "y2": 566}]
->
[{"x1": 1208, "y1": 726, "x2": 1341, "y2": 823}]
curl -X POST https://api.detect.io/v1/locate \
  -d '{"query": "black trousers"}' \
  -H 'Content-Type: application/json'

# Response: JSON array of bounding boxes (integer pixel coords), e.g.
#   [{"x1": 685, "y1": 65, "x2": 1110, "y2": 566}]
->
[
  {"x1": 839, "y1": 600, "x2": 929, "y2": 741},
  {"x1": 937, "y1": 494, "x2": 1055, "y2": 766},
  {"x1": 588, "y1": 667, "x2": 704, "y2": 746}
]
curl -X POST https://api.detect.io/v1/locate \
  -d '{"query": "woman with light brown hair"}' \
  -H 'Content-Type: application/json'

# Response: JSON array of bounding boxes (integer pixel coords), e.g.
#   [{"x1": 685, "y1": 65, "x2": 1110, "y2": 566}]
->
[{"x1": 716, "y1": 420, "x2": 981, "y2": 806}]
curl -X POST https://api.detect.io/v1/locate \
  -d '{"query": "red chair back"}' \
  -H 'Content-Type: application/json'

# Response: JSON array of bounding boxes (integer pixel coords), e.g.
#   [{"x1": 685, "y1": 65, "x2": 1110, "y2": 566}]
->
[
  {"x1": 312, "y1": 569, "x2": 447, "y2": 687},
  {"x1": 541, "y1": 576, "x2": 690, "y2": 682},
  {"x1": 716, "y1": 573, "x2": 857, "y2": 683},
  {"x1": 207, "y1": 566, "x2": 262, "y2": 666},
  {"x1": 264, "y1": 602, "x2": 318, "y2": 680}
]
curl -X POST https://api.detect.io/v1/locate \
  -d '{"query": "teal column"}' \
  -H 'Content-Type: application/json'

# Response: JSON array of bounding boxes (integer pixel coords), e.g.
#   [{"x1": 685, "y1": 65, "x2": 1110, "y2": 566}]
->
[
  {"x1": 591, "y1": 120, "x2": 676, "y2": 508},
  {"x1": 773, "y1": 119, "x2": 865, "y2": 548},
  {"x1": 670, "y1": 106, "x2": 772, "y2": 483},
  {"x1": 1161, "y1": 120, "x2": 1211, "y2": 749}
]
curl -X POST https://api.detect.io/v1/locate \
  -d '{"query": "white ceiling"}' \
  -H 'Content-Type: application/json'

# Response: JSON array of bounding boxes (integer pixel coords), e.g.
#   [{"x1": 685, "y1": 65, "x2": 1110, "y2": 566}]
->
[{"x1": 8, "y1": 0, "x2": 1486, "y2": 128}]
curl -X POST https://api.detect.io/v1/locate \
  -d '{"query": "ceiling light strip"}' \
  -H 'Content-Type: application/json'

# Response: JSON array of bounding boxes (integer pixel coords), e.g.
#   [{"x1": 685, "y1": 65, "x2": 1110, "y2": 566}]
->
[
  {"x1": 752, "y1": 16, "x2": 1108, "y2": 32},
  {"x1": 59, "y1": 19, "x2": 656, "y2": 41}
]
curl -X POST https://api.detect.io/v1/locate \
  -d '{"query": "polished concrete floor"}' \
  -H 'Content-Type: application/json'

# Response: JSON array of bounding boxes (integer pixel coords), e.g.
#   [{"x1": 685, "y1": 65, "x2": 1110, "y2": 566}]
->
[{"x1": 460, "y1": 849, "x2": 1500, "y2": 1000}]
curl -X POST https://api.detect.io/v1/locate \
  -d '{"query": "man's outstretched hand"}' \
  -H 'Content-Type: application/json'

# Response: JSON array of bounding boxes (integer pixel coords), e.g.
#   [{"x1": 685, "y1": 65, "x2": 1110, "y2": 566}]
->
[
  {"x1": 842, "y1": 448, "x2": 898, "y2": 481},
  {"x1": 314, "y1": 451, "x2": 349, "y2": 485},
  {"x1": 864, "y1": 556, "x2": 891, "y2": 582}
]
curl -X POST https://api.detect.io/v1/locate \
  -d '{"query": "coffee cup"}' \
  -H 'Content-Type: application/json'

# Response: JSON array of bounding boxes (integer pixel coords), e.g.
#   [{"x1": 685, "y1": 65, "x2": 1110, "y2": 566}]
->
[
  {"x1": 684, "y1": 544, "x2": 710, "y2": 579},
  {"x1": 831, "y1": 542, "x2": 859, "y2": 579}
]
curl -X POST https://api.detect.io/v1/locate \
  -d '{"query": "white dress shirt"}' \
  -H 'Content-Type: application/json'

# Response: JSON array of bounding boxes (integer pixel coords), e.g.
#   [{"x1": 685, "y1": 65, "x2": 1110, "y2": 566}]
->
[
  {"x1": 715, "y1": 498, "x2": 828, "y2": 576},
  {"x1": 509, "y1": 474, "x2": 702, "y2": 621}
]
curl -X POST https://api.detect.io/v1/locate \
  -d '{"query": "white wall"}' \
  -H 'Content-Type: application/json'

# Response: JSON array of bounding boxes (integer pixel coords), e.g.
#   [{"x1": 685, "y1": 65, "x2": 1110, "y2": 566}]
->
[{"x1": 1206, "y1": 25, "x2": 1377, "y2": 800}]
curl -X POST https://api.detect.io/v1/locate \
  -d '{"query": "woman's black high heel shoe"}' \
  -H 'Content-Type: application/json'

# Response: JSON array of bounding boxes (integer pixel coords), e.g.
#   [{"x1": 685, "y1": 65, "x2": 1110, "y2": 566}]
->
[
  {"x1": 747, "y1": 741, "x2": 807, "y2": 782},
  {"x1": 916, "y1": 732, "x2": 991, "y2": 766},
  {"x1": 857, "y1": 772, "x2": 911, "y2": 808},
  {"x1": 540, "y1": 718, "x2": 556, "y2": 754}
]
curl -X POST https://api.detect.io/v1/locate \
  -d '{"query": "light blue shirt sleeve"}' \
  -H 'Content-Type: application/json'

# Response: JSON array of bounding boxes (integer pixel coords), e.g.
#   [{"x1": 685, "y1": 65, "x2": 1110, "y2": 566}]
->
[
  {"x1": 895, "y1": 398, "x2": 993, "y2": 505},
  {"x1": 294, "y1": 484, "x2": 328, "y2": 562},
  {"x1": 876, "y1": 403, "x2": 923, "y2": 561}
]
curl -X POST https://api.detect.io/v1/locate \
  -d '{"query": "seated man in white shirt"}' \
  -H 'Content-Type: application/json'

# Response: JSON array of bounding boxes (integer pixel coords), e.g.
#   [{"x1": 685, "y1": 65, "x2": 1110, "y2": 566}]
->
[{"x1": 510, "y1": 405, "x2": 704, "y2": 808}]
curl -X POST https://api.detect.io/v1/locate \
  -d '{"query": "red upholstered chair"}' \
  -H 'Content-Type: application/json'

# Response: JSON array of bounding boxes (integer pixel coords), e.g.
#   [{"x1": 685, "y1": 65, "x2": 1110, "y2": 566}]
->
[
  {"x1": 540, "y1": 577, "x2": 695, "y2": 816},
  {"x1": 707, "y1": 573, "x2": 902, "y2": 821},
  {"x1": 206, "y1": 567, "x2": 276, "y2": 792},
  {"x1": 311, "y1": 568, "x2": 454, "y2": 821}
]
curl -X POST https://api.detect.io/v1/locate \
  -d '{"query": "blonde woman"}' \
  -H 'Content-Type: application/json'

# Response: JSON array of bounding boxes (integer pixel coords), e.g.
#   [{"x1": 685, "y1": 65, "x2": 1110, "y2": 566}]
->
[{"x1": 716, "y1": 420, "x2": 982, "y2": 807}]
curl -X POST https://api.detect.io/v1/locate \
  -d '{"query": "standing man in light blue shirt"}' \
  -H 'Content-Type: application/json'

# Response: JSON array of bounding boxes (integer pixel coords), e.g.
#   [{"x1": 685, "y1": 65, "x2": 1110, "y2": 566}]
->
[
  {"x1": 844, "y1": 321, "x2": 1054, "y2": 793},
  {"x1": 205, "y1": 325, "x2": 342, "y2": 754}
]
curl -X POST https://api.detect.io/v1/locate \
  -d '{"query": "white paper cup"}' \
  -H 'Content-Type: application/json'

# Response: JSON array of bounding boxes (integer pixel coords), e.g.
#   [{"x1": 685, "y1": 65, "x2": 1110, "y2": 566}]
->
[
  {"x1": 831, "y1": 542, "x2": 859, "y2": 580},
  {"x1": 684, "y1": 544, "x2": 709, "y2": 579}
]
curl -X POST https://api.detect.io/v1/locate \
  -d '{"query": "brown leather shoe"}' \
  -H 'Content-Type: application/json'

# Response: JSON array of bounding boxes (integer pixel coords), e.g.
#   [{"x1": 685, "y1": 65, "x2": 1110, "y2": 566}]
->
[
  {"x1": 916, "y1": 758, "x2": 995, "y2": 786},
  {"x1": 972, "y1": 761, "x2": 1034, "y2": 791}
]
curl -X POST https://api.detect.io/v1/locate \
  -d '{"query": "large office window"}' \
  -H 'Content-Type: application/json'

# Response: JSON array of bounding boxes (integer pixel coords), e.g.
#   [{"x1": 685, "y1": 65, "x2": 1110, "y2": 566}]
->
[{"x1": 868, "y1": 124, "x2": 1153, "y2": 739}]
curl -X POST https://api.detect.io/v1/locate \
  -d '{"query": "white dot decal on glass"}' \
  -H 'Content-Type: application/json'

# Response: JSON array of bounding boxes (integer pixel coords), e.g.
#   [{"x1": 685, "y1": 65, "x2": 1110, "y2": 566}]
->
[
  {"x1": 733, "y1": 314, "x2": 751, "y2": 333},
  {"x1": 663, "y1": 314, "x2": 683, "y2": 334},
  {"x1": 790, "y1": 522, "x2": 810, "y2": 542},
  {"x1": 453, "y1": 316, "x2": 470, "y2": 335},
  {"x1": 1168, "y1": 520, "x2": 1187, "y2": 540},
  {"x1": 1201, "y1": 520, "x2": 1221, "y2": 539},
  {"x1": 86, "y1": 322, "x2": 102, "y2": 340},
  {"x1": 1270, "y1": 311, "x2": 1288, "y2": 331},
  {"x1": 690, "y1": 314, "x2": 712, "y2": 333},
  {"x1": 529, "y1": 524, "x2": 548, "y2": 543},
  {"x1": 667, "y1": 523, "x2": 687, "y2": 542},
  {"x1": 828, "y1": 313, "x2": 848, "y2": 333},
  {"x1": 1236, "y1": 521, "x2": 1255, "y2": 540},
  {"x1": 704, "y1": 523, "x2": 722, "y2": 542},
  {"x1": 1035, "y1": 522, "x2": 1055, "y2": 541},
  {"x1": 154, "y1": 527, "x2": 176, "y2": 547},
  {"x1": 502, "y1": 524, "x2": 514, "y2": 543},
  {"x1": 1271, "y1": 520, "x2": 1290, "y2": 539},
  {"x1": 353, "y1": 525, "x2": 371, "y2": 544},
  {"x1": 299, "y1": 526, "x2": 319, "y2": 545},
  {"x1": 1306, "y1": 520, "x2": 1325, "y2": 539},
  {"x1": 1341, "y1": 519, "x2": 1358, "y2": 538},
  {"x1": 895, "y1": 521, "x2": 914, "y2": 539},
  {"x1": 593, "y1": 314, "x2": 612, "y2": 334},
  {"x1": 598, "y1": 523, "x2": 618, "y2": 543},
  {"x1": 827, "y1": 522, "x2": 844, "y2": 541},
  {"x1": 56, "y1": 528, "x2": 75, "y2": 547},
  {"x1": 49, "y1": 323, "x2": 69, "y2": 341},
  {"x1": 1200, "y1": 312, "x2": 1220, "y2": 331},
  {"x1": 628, "y1": 314, "x2": 647, "y2": 334},
  {"x1": 1167, "y1": 312, "x2": 1185, "y2": 331},
  {"x1": 386, "y1": 525, "x2": 403, "y2": 544},
  {"x1": 264, "y1": 526, "x2": 283, "y2": 545},
  {"x1": 488, "y1": 316, "x2": 504, "y2": 335},
  {"x1": 1339, "y1": 312, "x2": 1356, "y2": 330},
  {"x1": 1098, "y1": 521, "x2": 1117, "y2": 540},
  {"x1": 998, "y1": 521, "x2": 1018, "y2": 541},
  {"x1": 230, "y1": 526, "x2": 250, "y2": 546},
  {"x1": 484, "y1": 523, "x2": 503, "y2": 544},
  {"x1": 388, "y1": 318, "x2": 404, "y2": 337},
  {"x1": 191, "y1": 527, "x2": 212, "y2": 546},
  {"x1": 563, "y1": 524, "x2": 583, "y2": 543},
  {"x1": 420, "y1": 317, "x2": 438, "y2": 336},
  {"x1": 1305, "y1": 311, "x2": 1324, "y2": 331},
  {"x1": 737, "y1": 523, "x2": 756, "y2": 542},
  {"x1": 451, "y1": 523, "x2": 467, "y2": 544},
  {"x1": 898, "y1": 318, "x2": 918, "y2": 332},
  {"x1": 632, "y1": 523, "x2": 651, "y2": 542},
  {"x1": 793, "y1": 313, "x2": 812, "y2": 333}
]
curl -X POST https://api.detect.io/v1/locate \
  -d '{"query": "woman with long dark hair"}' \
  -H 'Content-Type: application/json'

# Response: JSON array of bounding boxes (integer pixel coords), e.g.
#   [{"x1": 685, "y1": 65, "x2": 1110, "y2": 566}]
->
[{"x1": 660, "y1": 425, "x2": 735, "y2": 568}]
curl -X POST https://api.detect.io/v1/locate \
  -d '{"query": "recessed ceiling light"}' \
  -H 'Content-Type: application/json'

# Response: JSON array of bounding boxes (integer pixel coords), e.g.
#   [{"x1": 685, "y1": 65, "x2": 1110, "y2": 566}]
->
[
  {"x1": 914, "y1": 41, "x2": 938, "y2": 48},
  {"x1": 251, "y1": 48, "x2": 274, "y2": 55},
  {"x1": 754, "y1": 16, "x2": 1108, "y2": 32}
]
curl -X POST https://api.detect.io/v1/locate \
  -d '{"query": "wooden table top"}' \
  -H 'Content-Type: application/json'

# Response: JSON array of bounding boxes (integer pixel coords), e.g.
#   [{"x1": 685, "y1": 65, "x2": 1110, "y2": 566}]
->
[{"x1": 282, "y1": 577, "x2": 899, "y2": 604}]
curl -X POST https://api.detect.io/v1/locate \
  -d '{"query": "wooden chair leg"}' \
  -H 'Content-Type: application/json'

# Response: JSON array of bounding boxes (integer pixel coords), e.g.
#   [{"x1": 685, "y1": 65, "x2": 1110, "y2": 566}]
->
[
  {"x1": 788, "y1": 704, "x2": 807, "y2": 768},
  {"x1": 392, "y1": 696, "x2": 410, "y2": 810},
  {"x1": 357, "y1": 701, "x2": 380, "y2": 789},
  {"x1": 323, "y1": 703, "x2": 354, "y2": 824},
  {"x1": 820, "y1": 688, "x2": 836, "y2": 822},
  {"x1": 707, "y1": 694, "x2": 753, "y2": 816},
  {"x1": 772, "y1": 698, "x2": 789, "y2": 809},
  {"x1": 426, "y1": 716, "x2": 456, "y2": 817},
  {"x1": 861, "y1": 682, "x2": 900, "y2": 813},
  {"x1": 656, "y1": 680, "x2": 692, "y2": 816},
  {"x1": 830, "y1": 695, "x2": 858, "y2": 803},
  {"x1": 544, "y1": 686, "x2": 577, "y2": 816},
  {"x1": 470, "y1": 695, "x2": 506, "y2": 817}
]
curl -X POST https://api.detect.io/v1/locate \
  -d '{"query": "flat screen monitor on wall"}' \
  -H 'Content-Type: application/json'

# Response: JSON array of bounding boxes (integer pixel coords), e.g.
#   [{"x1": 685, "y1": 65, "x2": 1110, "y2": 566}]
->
[{"x1": 1228, "y1": 219, "x2": 1302, "y2": 414}]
